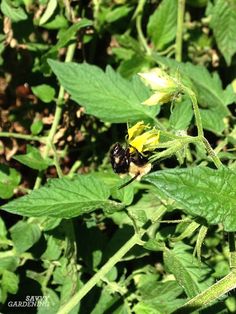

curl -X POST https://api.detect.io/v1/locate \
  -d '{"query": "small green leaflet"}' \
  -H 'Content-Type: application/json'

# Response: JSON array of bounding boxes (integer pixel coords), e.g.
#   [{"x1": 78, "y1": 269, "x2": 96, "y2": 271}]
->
[
  {"x1": 134, "y1": 280, "x2": 185, "y2": 314},
  {"x1": 145, "y1": 167, "x2": 236, "y2": 231},
  {"x1": 13, "y1": 145, "x2": 54, "y2": 171},
  {"x1": 50, "y1": 18, "x2": 93, "y2": 51},
  {"x1": 106, "y1": 5, "x2": 133, "y2": 23},
  {"x1": 164, "y1": 242, "x2": 213, "y2": 298},
  {"x1": 1, "y1": 175, "x2": 124, "y2": 218},
  {"x1": 48, "y1": 59, "x2": 157, "y2": 123},
  {"x1": 147, "y1": 0, "x2": 177, "y2": 50},
  {"x1": 210, "y1": 0, "x2": 236, "y2": 65},
  {"x1": 0, "y1": 0, "x2": 27, "y2": 22},
  {"x1": 0, "y1": 165, "x2": 21, "y2": 199},
  {"x1": 39, "y1": 0, "x2": 57, "y2": 26},
  {"x1": 10, "y1": 221, "x2": 41, "y2": 254},
  {"x1": 169, "y1": 96, "x2": 193, "y2": 130},
  {"x1": 32, "y1": 84, "x2": 55, "y2": 103},
  {"x1": 1, "y1": 270, "x2": 19, "y2": 298}
]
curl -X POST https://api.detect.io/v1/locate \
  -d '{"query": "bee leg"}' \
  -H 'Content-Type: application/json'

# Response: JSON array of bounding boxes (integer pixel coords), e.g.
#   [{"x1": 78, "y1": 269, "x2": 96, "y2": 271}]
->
[{"x1": 118, "y1": 173, "x2": 139, "y2": 190}]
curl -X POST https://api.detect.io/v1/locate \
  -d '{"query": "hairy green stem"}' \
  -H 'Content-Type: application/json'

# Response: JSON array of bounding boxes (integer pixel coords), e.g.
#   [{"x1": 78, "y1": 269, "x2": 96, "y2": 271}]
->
[
  {"x1": 57, "y1": 206, "x2": 166, "y2": 314},
  {"x1": 185, "y1": 87, "x2": 204, "y2": 138},
  {"x1": 50, "y1": 142, "x2": 64, "y2": 178},
  {"x1": 173, "y1": 271, "x2": 236, "y2": 314},
  {"x1": 33, "y1": 43, "x2": 76, "y2": 189},
  {"x1": 175, "y1": 0, "x2": 185, "y2": 62},
  {"x1": 158, "y1": 44, "x2": 176, "y2": 56},
  {"x1": 135, "y1": 0, "x2": 151, "y2": 55},
  {"x1": 150, "y1": 136, "x2": 198, "y2": 162},
  {"x1": 0, "y1": 132, "x2": 45, "y2": 142},
  {"x1": 201, "y1": 137, "x2": 223, "y2": 169},
  {"x1": 42, "y1": 263, "x2": 55, "y2": 291},
  {"x1": 181, "y1": 86, "x2": 223, "y2": 168},
  {"x1": 194, "y1": 225, "x2": 208, "y2": 261}
]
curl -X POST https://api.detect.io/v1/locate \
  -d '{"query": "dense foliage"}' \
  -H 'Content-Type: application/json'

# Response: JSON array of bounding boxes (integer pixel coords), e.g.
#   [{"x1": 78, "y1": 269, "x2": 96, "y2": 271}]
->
[{"x1": 0, "y1": 0, "x2": 236, "y2": 313}]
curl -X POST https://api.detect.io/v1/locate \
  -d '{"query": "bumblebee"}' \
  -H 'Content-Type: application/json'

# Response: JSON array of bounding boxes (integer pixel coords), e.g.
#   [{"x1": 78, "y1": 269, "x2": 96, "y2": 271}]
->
[{"x1": 110, "y1": 143, "x2": 151, "y2": 188}]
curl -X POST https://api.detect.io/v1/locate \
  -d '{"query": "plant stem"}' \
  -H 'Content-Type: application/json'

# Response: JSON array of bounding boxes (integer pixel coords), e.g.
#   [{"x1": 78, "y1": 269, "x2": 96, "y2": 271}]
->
[
  {"x1": 173, "y1": 271, "x2": 236, "y2": 314},
  {"x1": 228, "y1": 232, "x2": 236, "y2": 269},
  {"x1": 57, "y1": 206, "x2": 166, "y2": 314},
  {"x1": 135, "y1": 0, "x2": 151, "y2": 55},
  {"x1": 0, "y1": 132, "x2": 45, "y2": 142},
  {"x1": 175, "y1": 0, "x2": 185, "y2": 62},
  {"x1": 42, "y1": 263, "x2": 55, "y2": 291},
  {"x1": 150, "y1": 136, "x2": 198, "y2": 162},
  {"x1": 185, "y1": 88, "x2": 204, "y2": 138},
  {"x1": 50, "y1": 142, "x2": 64, "y2": 178},
  {"x1": 33, "y1": 43, "x2": 76, "y2": 189},
  {"x1": 181, "y1": 87, "x2": 223, "y2": 168},
  {"x1": 201, "y1": 137, "x2": 223, "y2": 169}
]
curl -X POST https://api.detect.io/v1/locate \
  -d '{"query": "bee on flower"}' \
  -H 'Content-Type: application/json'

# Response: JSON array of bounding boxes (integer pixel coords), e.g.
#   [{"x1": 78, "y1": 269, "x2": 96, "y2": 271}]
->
[{"x1": 110, "y1": 121, "x2": 160, "y2": 188}]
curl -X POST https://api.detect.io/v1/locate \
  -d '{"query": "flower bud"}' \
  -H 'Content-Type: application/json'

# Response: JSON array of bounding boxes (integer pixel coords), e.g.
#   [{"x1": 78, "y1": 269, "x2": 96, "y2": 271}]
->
[{"x1": 139, "y1": 68, "x2": 179, "y2": 106}]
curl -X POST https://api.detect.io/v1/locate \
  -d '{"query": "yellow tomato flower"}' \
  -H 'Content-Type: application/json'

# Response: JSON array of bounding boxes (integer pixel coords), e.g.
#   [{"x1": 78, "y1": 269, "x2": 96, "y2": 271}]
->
[
  {"x1": 127, "y1": 121, "x2": 146, "y2": 140},
  {"x1": 127, "y1": 121, "x2": 160, "y2": 153},
  {"x1": 139, "y1": 68, "x2": 179, "y2": 106}
]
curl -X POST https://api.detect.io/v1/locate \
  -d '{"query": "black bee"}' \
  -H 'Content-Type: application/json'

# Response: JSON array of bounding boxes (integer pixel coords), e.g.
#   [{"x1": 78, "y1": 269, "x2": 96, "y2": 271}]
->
[{"x1": 110, "y1": 143, "x2": 151, "y2": 189}]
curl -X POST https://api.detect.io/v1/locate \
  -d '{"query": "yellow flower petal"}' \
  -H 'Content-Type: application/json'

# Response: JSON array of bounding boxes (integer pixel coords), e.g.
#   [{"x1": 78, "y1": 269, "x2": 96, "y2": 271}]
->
[
  {"x1": 128, "y1": 121, "x2": 145, "y2": 140},
  {"x1": 142, "y1": 92, "x2": 173, "y2": 106},
  {"x1": 129, "y1": 129, "x2": 160, "y2": 153}
]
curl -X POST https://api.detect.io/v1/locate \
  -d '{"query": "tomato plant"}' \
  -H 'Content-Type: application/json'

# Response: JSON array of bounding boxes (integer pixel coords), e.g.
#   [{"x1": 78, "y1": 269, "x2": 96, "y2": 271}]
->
[{"x1": 0, "y1": 0, "x2": 236, "y2": 313}]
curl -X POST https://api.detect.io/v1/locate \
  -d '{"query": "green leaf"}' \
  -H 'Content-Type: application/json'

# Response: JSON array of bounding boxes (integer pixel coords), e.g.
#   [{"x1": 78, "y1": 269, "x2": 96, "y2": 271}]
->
[
  {"x1": 40, "y1": 15, "x2": 68, "y2": 30},
  {"x1": 93, "y1": 172, "x2": 135, "y2": 206},
  {"x1": 48, "y1": 59, "x2": 157, "y2": 123},
  {"x1": 2, "y1": 175, "x2": 124, "y2": 218},
  {"x1": 0, "y1": 256, "x2": 19, "y2": 272},
  {"x1": 106, "y1": 5, "x2": 133, "y2": 23},
  {"x1": 164, "y1": 242, "x2": 213, "y2": 298},
  {"x1": 41, "y1": 236, "x2": 62, "y2": 260},
  {"x1": 37, "y1": 288, "x2": 60, "y2": 314},
  {"x1": 200, "y1": 108, "x2": 226, "y2": 135},
  {"x1": 169, "y1": 97, "x2": 193, "y2": 130},
  {"x1": 145, "y1": 167, "x2": 236, "y2": 231},
  {"x1": 1, "y1": 270, "x2": 19, "y2": 294},
  {"x1": 182, "y1": 64, "x2": 232, "y2": 134},
  {"x1": 210, "y1": 0, "x2": 236, "y2": 65},
  {"x1": 39, "y1": 217, "x2": 62, "y2": 231},
  {"x1": 118, "y1": 54, "x2": 153, "y2": 79},
  {"x1": 0, "y1": 164, "x2": 21, "y2": 199},
  {"x1": 134, "y1": 280, "x2": 185, "y2": 314},
  {"x1": 31, "y1": 84, "x2": 55, "y2": 103},
  {"x1": 91, "y1": 288, "x2": 124, "y2": 314},
  {"x1": 10, "y1": 221, "x2": 42, "y2": 254},
  {"x1": 40, "y1": 18, "x2": 92, "y2": 66},
  {"x1": 190, "y1": 67, "x2": 230, "y2": 106},
  {"x1": 147, "y1": 0, "x2": 178, "y2": 50},
  {"x1": 0, "y1": 0, "x2": 27, "y2": 22},
  {"x1": 54, "y1": 19, "x2": 93, "y2": 50},
  {"x1": 13, "y1": 145, "x2": 54, "y2": 170},
  {"x1": 39, "y1": 0, "x2": 57, "y2": 25},
  {"x1": 0, "y1": 217, "x2": 7, "y2": 238},
  {"x1": 30, "y1": 119, "x2": 44, "y2": 135}
]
